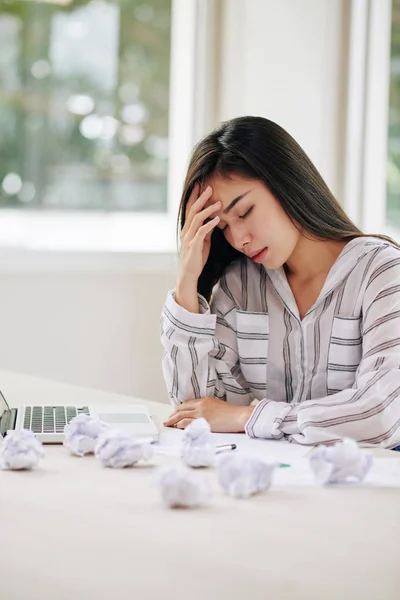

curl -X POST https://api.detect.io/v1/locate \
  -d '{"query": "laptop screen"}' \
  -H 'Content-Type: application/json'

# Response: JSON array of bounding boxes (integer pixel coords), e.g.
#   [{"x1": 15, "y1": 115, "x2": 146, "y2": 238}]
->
[
  {"x1": 0, "y1": 389, "x2": 10, "y2": 420},
  {"x1": 0, "y1": 389, "x2": 11, "y2": 436}
]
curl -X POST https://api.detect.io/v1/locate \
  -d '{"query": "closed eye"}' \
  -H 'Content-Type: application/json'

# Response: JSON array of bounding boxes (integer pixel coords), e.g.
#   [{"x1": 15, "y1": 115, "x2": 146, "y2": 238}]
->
[
  {"x1": 240, "y1": 206, "x2": 253, "y2": 219},
  {"x1": 221, "y1": 206, "x2": 254, "y2": 232}
]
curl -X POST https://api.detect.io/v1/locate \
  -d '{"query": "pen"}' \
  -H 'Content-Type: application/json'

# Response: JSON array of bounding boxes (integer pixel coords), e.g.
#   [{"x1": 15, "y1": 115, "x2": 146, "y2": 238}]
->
[
  {"x1": 214, "y1": 444, "x2": 291, "y2": 468},
  {"x1": 216, "y1": 443, "x2": 237, "y2": 453}
]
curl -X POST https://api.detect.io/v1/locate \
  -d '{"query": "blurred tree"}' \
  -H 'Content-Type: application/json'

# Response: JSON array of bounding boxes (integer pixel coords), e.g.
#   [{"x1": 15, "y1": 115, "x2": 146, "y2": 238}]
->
[
  {"x1": 388, "y1": 0, "x2": 400, "y2": 225},
  {"x1": 0, "y1": 0, "x2": 171, "y2": 211}
]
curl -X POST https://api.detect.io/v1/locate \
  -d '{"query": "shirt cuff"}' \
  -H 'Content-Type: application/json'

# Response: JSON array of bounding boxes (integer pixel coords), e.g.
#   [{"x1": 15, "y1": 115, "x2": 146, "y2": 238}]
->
[
  {"x1": 245, "y1": 400, "x2": 299, "y2": 439},
  {"x1": 163, "y1": 290, "x2": 217, "y2": 337},
  {"x1": 280, "y1": 403, "x2": 300, "y2": 435}
]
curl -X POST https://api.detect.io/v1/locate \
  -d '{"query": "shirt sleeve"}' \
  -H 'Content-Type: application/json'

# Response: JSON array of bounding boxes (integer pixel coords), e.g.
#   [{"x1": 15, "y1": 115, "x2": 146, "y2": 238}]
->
[
  {"x1": 246, "y1": 253, "x2": 400, "y2": 448},
  {"x1": 160, "y1": 272, "x2": 254, "y2": 408}
]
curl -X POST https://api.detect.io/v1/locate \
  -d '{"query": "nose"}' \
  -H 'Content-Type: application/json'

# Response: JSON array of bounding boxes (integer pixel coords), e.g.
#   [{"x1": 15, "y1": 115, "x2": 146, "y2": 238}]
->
[{"x1": 229, "y1": 223, "x2": 251, "y2": 252}]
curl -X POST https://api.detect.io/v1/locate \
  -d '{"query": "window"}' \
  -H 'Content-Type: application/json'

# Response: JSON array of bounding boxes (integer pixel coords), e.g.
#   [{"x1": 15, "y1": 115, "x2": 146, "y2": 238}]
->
[
  {"x1": 342, "y1": 0, "x2": 392, "y2": 236},
  {"x1": 388, "y1": 0, "x2": 400, "y2": 228},
  {"x1": 0, "y1": 0, "x2": 216, "y2": 254},
  {"x1": 0, "y1": 0, "x2": 171, "y2": 213}
]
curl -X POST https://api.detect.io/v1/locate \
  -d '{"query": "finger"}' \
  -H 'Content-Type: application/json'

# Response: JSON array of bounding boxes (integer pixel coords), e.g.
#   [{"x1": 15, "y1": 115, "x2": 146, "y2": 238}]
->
[
  {"x1": 164, "y1": 410, "x2": 197, "y2": 427},
  {"x1": 184, "y1": 183, "x2": 200, "y2": 222},
  {"x1": 184, "y1": 200, "x2": 220, "y2": 242},
  {"x1": 164, "y1": 407, "x2": 196, "y2": 422},
  {"x1": 179, "y1": 399, "x2": 202, "y2": 409},
  {"x1": 183, "y1": 186, "x2": 214, "y2": 235},
  {"x1": 205, "y1": 219, "x2": 221, "y2": 243},
  {"x1": 187, "y1": 185, "x2": 212, "y2": 221},
  {"x1": 191, "y1": 217, "x2": 220, "y2": 244},
  {"x1": 185, "y1": 203, "x2": 221, "y2": 242},
  {"x1": 175, "y1": 418, "x2": 195, "y2": 429},
  {"x1": 170, "y1": 402, "x2": 198, "y2": 415}
]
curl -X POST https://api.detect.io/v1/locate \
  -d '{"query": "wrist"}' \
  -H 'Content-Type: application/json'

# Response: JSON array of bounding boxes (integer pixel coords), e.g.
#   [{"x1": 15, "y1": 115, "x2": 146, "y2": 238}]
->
[
  {"x1": 233, "y1": 405, "x2": 254, "y2": 432},
  {"x1": 176, "y1": 275, "x2": 198, "y2": 294},
  {"x1": 175, "y1": 278, "x2": 199, "y2": 313}
]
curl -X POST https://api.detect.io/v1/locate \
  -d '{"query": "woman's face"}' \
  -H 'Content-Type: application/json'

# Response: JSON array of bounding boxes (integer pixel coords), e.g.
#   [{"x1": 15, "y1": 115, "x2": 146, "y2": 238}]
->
[{"x1": 204, "y1": 175, "x2": 301, "y2": 270}]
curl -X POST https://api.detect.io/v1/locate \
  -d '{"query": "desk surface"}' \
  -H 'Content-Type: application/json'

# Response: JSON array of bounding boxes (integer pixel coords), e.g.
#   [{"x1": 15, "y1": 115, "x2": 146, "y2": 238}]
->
[{"x1": 0, "y1": 370, "x2": 399, "y2": 600}]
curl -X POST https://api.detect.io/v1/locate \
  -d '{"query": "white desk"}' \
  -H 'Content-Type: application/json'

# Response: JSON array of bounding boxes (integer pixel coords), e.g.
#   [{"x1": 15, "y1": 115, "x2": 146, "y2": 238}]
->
[{"x1": 0, "y1": 370, "x2": 399, "y2": 600}]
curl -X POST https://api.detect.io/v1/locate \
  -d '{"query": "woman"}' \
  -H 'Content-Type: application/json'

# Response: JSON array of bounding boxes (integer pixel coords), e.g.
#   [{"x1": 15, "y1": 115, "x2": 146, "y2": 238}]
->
[{"x1": 161, "y1": 116, "x2": 400, "y2": 448}]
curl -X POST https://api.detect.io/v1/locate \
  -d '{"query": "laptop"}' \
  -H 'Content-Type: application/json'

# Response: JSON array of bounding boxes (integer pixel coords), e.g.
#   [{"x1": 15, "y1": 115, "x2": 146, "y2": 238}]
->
[{"x1": 0, "y1": 389, "x2": 159, "y2": 444}]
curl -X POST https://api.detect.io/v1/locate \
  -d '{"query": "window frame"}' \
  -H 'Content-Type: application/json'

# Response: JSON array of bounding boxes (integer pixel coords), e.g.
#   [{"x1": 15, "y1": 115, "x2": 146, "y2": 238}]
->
[{"x1": 342, "y1": 0, "x2": 396, "y2": 238}]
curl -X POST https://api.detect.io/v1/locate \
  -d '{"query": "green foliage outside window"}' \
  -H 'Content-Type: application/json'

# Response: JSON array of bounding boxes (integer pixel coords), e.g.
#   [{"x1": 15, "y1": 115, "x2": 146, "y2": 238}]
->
[
  {"x1": 0, "y1": 0, "x2": 171, "y2": 211},
  {"x1": 388, "y1": 0, "x2": 400, "y2": 226}
]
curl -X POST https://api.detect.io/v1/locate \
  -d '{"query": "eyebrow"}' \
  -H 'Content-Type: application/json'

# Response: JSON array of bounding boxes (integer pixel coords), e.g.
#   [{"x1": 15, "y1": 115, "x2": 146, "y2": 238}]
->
[{"x1": 222, "y1": 189, "x2": 253, "y2": 214}]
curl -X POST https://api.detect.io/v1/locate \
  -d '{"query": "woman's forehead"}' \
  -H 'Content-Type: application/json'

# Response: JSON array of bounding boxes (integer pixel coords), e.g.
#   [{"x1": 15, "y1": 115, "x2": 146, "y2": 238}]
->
[{"x1": 202, "y1": 175, "x2": 254, "y2": 206}]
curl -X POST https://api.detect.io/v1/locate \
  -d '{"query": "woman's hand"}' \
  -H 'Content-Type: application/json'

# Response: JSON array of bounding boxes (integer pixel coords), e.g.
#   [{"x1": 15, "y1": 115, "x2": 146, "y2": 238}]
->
[
  {"x1": 163, "y1": 397, "x2": 254, "y2": 433},
  {"x1": 178, "y1": 185, "x2": 221, "y2": 285}
]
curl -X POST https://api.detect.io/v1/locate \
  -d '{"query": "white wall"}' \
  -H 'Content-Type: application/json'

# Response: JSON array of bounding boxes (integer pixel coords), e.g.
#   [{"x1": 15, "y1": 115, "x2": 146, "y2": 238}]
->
[
  {"x1": 0, "y1": 0, "x2": 351, "y2": 402},
  {"x1": 217, "y1": 0, "x2": 349, "y2": 200},
  {"x1": 0, "y1": 266, "x2": 177, "y2": 403}
]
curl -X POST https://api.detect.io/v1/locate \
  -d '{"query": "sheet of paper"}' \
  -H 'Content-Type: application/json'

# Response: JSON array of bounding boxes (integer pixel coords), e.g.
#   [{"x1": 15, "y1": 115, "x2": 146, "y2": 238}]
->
[
  {"x1": 273, "y1": 457, "x2": 400, "y2": 487},
  {"x1": 155, "y1": 432, "x2": 400, "y2": 487},
  {"x1": 154, "y1": 429, "x2": 311, "y2": 463}
]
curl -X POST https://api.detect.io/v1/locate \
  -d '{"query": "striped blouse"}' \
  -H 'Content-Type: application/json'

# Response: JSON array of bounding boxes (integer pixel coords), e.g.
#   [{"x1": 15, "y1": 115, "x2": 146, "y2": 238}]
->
[{"x1": 161, "y1": 237, "x2": 400, "y2": 448}]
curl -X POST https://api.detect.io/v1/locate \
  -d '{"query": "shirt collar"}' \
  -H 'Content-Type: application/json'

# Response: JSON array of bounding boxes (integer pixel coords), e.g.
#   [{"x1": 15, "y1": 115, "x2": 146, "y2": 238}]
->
[{"x1": 265, "y1": 237, "x2": 388, "y2": 319}]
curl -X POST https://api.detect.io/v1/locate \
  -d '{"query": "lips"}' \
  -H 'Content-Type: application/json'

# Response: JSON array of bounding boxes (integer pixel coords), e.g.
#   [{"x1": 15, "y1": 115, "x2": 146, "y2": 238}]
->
[{"x1": 249, "y1": 247, "x2": 268, "y2": 262}]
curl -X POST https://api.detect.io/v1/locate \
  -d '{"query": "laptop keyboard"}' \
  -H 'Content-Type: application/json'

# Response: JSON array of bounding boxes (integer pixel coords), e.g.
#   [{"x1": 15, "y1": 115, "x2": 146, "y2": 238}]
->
[{"x1": 23, "y1": 406, "x2": 90, "y2": 434}]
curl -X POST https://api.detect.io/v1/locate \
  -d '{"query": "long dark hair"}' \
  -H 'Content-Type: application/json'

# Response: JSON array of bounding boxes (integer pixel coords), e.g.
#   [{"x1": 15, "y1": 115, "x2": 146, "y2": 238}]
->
[{"x1": 178, "y1": 116, "x2": 395, "y2": 301}]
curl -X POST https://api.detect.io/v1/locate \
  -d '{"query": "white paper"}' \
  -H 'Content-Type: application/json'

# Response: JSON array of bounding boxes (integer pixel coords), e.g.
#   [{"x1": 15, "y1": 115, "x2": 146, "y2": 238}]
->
[
  {"x1": 181, "y1": 418, "x2": 216, "y2": 467},
  {"x1": 0, "y1": 429, "x2": 44, "y2": 470},
  {"x1": 156, "y1": 464, "x2": 212, "y2": 508},
  {"x1": 94, "y1": 429, "x2": 154, "y2": 468},
  {"x1": 217, "y1": 453, "x2": 275, "y2": 498},
  {"x1": 273, "y1": 457, "x2": 400, "y2": 487},
  {"x1": 309, "y1": 438, "x2": 373, "y2": 484},
  {"x1": 210, "y1": 433, "x2": 311, "y2": 463},
  {"x1": 155, "y1": 430, "x2": 310, "y2": 464},
  {"x1": 155, "y1": 431, "x2": 400, "y2": 487}
]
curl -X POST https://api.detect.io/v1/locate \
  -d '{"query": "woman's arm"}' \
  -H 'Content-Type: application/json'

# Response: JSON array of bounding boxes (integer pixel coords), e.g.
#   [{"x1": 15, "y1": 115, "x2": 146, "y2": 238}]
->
[{"x1": 161, "y1": 269, "x2": 254, "y2": 409}]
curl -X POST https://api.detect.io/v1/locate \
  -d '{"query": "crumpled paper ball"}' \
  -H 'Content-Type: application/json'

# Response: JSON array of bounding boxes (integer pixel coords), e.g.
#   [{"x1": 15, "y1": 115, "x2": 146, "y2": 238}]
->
[
  {"x1": 0, "y1": 429, "x2": 44, "y2": 470},
  {"x1": 156, "y1": 464, "x2": 212, "y2": 508},
  {"x1": 309, "y1": 438, "x2": 373, "y2": 484},
  {"x1": 63, "y1": 414, "x2": 109, "y2": 456},
  {"x1": 181, "y1": 417, "x2": 216, "y2": 468},
  {"x1": 94, "y1": 429, "x2": 154, "y2": 468},
  {"x1": 217, "y1": 454, "x2": 275, "y2": 498}
]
